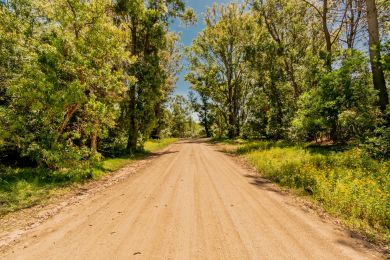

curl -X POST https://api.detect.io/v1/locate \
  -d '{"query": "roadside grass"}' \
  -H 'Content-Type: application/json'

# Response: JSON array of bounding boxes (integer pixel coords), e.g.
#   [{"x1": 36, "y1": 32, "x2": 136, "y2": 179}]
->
[
  {"x1": 0, "y1": 138, "x2": 177, "y2": 217},
  {"x1": 143, "y1": 138, "x2": 178, "y2": 152},
  {"x1": 98, "y1": 138, "x2": 177, "y2": 173},
  {"x1": 216, "y1": 139, "x2": 390, "y2": 245}
]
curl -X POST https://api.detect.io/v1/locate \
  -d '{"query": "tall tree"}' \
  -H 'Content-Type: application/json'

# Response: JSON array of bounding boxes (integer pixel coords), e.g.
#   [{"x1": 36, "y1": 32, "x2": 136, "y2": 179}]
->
[
  {"x1": 187, "y1": 3, "x2": 255, "y2": 138},
  {"x1": 115, "y1": 0, "x2": 190, "y2": 154},
  {"x1": 366, "y1": 0, "x2": 388, "y2": 113},
  {"x1": 302, "y1": 0, "x2": 347, "y2": 70},
  {"x1": 188, "y1": 91, "x2": 213, "y2": 138},
  {"x1": 2, "y1": 0, "x2": 130, "y2": 167},
  {"x1": 343, "y1": 0, "x2": 364, "y2": 49}
]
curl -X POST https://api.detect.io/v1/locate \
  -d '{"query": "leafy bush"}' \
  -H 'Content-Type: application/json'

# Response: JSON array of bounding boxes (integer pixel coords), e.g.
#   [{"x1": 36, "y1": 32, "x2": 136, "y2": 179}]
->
[
  {"x1": 363, "y1": 126, "x2": 390, "y2": 160},
  {"x1": 0, "y1": 138, "x2": 177, "y2": 216},
  {"x1": 291, "y1": 51, "x2": 377, "y2": 142}
]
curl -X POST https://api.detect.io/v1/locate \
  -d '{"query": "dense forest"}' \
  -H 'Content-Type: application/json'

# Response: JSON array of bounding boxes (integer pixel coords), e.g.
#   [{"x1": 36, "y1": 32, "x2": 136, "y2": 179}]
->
[
  {"x1": 187, "y1": 0, "x2": 389, "y2": 157},
  {"x1": 1, "y1": 0, "x2": 389, "y2": 169},
  {"x1": 0, "y1": 0, "x2": 197, "y2": 170}
]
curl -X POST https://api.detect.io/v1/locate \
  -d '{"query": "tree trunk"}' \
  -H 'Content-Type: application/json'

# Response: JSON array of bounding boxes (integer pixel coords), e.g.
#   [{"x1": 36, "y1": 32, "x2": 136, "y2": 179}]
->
[
  {"x1": 200, "y1": 94, "x2": 211, "y2": 138},
  {"x1": 204, "y1": 123, "x2": 210, "y2": 138},
  {"x1": 322, "y1": 0, "x2": 332, "y2": 70},
  {"x1": 366, "y1": 0, "x2": 389, "y2": 113},
  {"x1": 56, "y1": 103, "x2": 80, "y2": 142},
  {"x1": 150, "y1": 103, "x2": 162, "y2": 139},
  {"x1": 227, "y1": 72, "x2": 236, "y2": 138},
  {"x1": 284, "y1": 59, "x2": 300, "y2": 100},
  {"x1": 329, "y1": 116, "x2": 338, "y2": 143},
  {"x1": 228, "y1": 113, "x2": 236, "y2": 138},
  {"x1": 127, "y1": 84, "x2": 137, "y2": 155},
  {"x1": 203, "y1": 106, "x2": 211, "y2": 138},
  {"x1": 91, "y1": 131, "x2": 97, "y2": 154},
  {"x1": 126, "y1": 18, "x2": 138, "y2": 154}
]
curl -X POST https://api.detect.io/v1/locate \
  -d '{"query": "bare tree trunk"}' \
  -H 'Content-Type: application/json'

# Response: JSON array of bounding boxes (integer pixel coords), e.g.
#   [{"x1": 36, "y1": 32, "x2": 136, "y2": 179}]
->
[
  {"x1": 366, "y1": 0, "x2": 388, "y2": 113},
  {"x1": 345, "y1": 0, "x2": 363, "y2": 49}
]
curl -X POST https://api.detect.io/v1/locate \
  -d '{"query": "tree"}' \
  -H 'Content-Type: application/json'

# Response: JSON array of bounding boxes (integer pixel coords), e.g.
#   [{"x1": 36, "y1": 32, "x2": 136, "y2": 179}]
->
[
  {"x1": 3, "y1": 0, "x2": 130, "y2": 168},
  {"x1": 187, "y1": 3, "x2": 256, "y2": 138},
  {"x1": 301, "y1": 0, "x2": 347, "y2": 70},
  {"x1": 343, "y1": 0, "x2": 365, "y2": 49},
  {"x1": 169, "y1": 95, "x2": 195, "y2": 138},
  {"x1": 188, "y1": 91, "x2": 213, "y2": 137},
  {"x1": 292, "y1": 51, "x2": 377, "y2": 142},
  {"x1": 366, "y1": 0, "x2": 388, "y2": 113},
  {"x1": 250, "y1": 0, "x2": 324, "y2": 139},
  {"x1": 115, "y1": 0, "x2": 190, "y2": 154}
]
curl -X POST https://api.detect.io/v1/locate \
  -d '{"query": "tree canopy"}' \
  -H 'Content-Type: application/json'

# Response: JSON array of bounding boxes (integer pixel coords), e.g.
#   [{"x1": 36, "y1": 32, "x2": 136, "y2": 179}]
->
[
  {"x1": 186, "y1": 0, "x2": 389, "y2": 158},
  {"x1": 0, "y1": 0, "x2": 389, "y2": 171},
  {"x1": 0, "y1": 0, "x2": 194, "y2": 169}
]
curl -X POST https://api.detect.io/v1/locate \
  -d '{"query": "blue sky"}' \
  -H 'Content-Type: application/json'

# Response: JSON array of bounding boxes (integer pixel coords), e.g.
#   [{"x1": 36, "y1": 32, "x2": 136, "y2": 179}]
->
[{"x1": 170, "y1": 0, "x2": 233, "y2": 96}]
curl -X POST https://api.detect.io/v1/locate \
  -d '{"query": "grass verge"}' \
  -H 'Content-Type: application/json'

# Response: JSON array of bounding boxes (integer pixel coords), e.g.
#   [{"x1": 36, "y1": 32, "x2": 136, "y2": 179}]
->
[
  {"x1": 0, "y1": 138, "x2": 177, "y2": 216},
  {"x1": 215, "y1": 139, "x2": 390, "y2": 246}
]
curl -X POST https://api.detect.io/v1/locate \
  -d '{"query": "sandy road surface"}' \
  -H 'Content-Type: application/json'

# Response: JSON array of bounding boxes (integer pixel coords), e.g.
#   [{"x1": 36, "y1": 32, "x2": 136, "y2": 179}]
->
[{"x1": 1, "y1": 140, "x2": 381, "y2": 259}]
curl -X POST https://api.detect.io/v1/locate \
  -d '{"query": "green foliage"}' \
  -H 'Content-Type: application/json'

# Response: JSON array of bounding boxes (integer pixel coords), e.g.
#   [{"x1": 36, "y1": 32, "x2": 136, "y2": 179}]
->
[
  {"x1": 0, "y1": 138, "x2": 177, "y2": 216},
  {"x1": 143, "y1": 138, "x2": 178, "y2": 152},
  {"x1": 188, "y1": 91, "x2": 214, "y2": 137},
  {"x1": 0, "y1": 0, "x2": 185, "y2": 215},
  {"x1": 188, "y1": 0, "x2": 388, "y2": 143},
  {"x1": 186, "y1": 3, "x2": 256, "y2": 138},
  {"x1": 1, "y1": 0, "x2": 131, "y2": 169},
  {"x1": 292, "y1": 51, "x2": 378, "y2": 142},
  {"x1": 0, "y1": 0, "x2": 186, "y2": 169},
  {"x1": 168, "y1": 95, "x2": 200, "y2": 138},
  {"x1": 363, "y1": 126, "x2": 390, "y2": 160},
  {"x1": 114, "y1": 0, "x2": 186, "y2": 153}
]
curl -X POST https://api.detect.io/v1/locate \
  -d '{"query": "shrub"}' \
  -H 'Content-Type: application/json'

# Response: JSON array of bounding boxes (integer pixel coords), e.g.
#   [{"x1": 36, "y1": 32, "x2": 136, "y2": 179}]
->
[{"x1": 363, "y1": 126, "x2": 390, "y2": 160}]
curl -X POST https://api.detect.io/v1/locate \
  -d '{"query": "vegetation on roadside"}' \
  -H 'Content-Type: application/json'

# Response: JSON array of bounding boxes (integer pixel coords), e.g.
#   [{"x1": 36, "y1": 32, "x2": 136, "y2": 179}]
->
[
  {"x1": 0, "y1": 0, "x2": 195, "y2": 172},
  {"x1": 187, "y1": 0, "x2": 389, "y2": 160},
  {"x1": 0, "y1": 0, "x2": 192, "y2": 215},
  {"x1": 0, "y1": 138, "x2": 177, "y2": 216},
  {"x1": 187, "y1": 0, "x2": 390, "y2": 244},
  {"x1": 216, "y1": 139, "x2": 390, "y2": 244}
]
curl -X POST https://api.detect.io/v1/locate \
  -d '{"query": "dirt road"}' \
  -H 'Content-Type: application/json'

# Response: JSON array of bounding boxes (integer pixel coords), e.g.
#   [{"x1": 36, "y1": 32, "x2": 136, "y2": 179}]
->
[{"x1": 1, "y1": 140, "x2": 381, "y2": 259}]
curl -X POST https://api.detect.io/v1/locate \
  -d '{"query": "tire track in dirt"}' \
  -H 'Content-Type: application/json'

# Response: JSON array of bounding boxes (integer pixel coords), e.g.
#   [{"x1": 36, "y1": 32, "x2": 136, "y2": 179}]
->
[{"x1": 0, "y1": 139, "x2": 382, "y2": 259}]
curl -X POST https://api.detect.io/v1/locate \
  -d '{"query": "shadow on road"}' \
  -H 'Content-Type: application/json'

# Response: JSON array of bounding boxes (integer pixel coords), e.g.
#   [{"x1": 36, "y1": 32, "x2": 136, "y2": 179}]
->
[
  {"x1": 179, "y1": 138, "x2": 210, "y2": 144},
  {"x1": 147, "y1": 150, "x2": 179, "y2": 160},
  {"x1": 243, "y1": 174, "x2": 283, "y2": 194}
]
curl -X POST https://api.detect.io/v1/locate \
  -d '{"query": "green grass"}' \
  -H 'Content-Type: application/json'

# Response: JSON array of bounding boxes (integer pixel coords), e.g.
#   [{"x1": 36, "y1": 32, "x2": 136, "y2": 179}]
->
[
  {"x1": 0, "y1": 138, "x2": 177, "y2": 217},
  {"x1": 144, "y1": 138, "x2": 178, "y2": 152},
  {"x1": 101, "y1": 157, "x2": 137, "y2": 172},
  {"x1": 101, "y1": 138, "x2": 177, "y2": 172},
  {"x1": 218, "y1": 139, "x2": 390, "y2": 245},
  {"x1": 0, "y1": 168, "x2": 74, "y2": 216}
]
